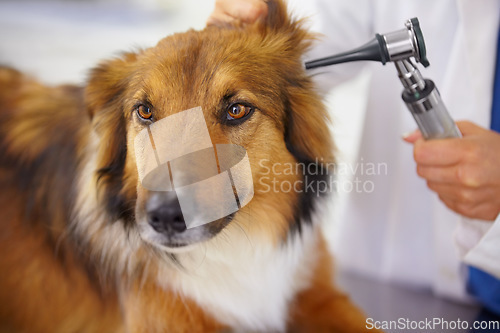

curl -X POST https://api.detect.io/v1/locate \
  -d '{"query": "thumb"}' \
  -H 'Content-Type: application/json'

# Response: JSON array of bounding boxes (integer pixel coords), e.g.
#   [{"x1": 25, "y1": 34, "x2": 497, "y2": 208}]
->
[
  {"x1": 402, "y1": 129, "x2": 423, "y2": 143},
  {"x1": 455, "y1": 120, "x2": 483, "y2": 136}
]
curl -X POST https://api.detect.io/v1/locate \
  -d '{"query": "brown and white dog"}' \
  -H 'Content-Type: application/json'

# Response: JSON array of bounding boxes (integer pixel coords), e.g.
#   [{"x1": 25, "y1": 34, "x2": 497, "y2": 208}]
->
[{"x1": 0, "y1": 1, "x2": 371, "y2": 332}]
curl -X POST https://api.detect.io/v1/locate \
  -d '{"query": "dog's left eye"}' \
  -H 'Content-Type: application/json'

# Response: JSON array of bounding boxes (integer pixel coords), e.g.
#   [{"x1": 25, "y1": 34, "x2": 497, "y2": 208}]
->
[
  {"x1": 227, "y1": 103, "x2": 253, "y2": 121},
  {"x1": 135, "y1": 104, "x2": 153, "y2": 121}
]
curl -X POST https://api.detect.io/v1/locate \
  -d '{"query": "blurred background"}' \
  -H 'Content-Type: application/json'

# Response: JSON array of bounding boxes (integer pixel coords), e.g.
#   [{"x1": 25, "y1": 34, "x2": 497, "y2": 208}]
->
[
  {"x1": 0, "y1": 1, "x2": 480, "y2": 331},
  {"x1": 0, "y1": 0, "x2": 213, "y2": 84}
]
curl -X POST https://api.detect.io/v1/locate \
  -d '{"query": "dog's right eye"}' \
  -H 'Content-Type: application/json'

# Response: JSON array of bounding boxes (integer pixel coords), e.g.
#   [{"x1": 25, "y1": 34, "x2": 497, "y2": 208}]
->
[
  {"x1": 135, "y1": 104, "x2": 153, "y2": 121},
  {"x1": 226, "y1": 103, "x2": 254, "y2": 122}
]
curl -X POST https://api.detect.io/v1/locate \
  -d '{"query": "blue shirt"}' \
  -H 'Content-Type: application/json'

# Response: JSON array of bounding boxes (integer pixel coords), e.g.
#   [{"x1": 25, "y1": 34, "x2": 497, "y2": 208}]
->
[{"x1": 466, "y1": 25, "x2": 500, "y2": 316}]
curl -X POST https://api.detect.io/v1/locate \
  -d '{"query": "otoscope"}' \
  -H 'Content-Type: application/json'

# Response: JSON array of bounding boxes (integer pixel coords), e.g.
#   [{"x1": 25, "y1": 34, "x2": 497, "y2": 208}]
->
[{"x1": 305, "y1": 18, "x2": 461, "y2": 140}]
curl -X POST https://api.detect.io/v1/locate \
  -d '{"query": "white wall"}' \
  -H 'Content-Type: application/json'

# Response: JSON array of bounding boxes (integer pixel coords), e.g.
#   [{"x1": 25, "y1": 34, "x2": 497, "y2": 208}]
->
[{"x1": 0, "y1": 0, "x2": 215, "y2": 84}]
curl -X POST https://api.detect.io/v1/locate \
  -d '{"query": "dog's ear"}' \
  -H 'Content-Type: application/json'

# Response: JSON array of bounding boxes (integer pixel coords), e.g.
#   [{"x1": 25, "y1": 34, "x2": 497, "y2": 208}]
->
[
  {"x1": 261, "y1": 0, "x2": 335, "y2": 164},
  {"x1": 84, "y1": 52, "x2": 138, "y2": 224},
  {"x1": 86, "y1": 52, "x2": 138, "y2": 118},
  {"x1": 260, "y1": 0, "x2": 314, "y2": 57},
  {"x1": 285, "y1": 84, "x2": 335, "y2": 164}
]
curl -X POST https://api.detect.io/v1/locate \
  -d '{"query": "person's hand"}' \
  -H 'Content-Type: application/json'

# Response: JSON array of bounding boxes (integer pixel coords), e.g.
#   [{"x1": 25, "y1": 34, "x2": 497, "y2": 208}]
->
[
  {"x1": 404, "y1": 121, "x2": 500, "y2": 221},
  {"x1": 207, "y1": 0, "x2": 268, "y2": 26}
]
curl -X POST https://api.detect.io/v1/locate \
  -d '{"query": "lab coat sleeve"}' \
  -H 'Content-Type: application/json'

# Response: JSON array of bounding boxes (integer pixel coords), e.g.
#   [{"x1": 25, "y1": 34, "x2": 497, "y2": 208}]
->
[{"x1": 454, "y1": 214, "x2": 500, "y2": 279}]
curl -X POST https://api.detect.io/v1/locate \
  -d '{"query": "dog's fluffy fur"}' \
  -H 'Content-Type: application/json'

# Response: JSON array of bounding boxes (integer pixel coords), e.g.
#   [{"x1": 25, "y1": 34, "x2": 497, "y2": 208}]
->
[{"x1": 0, "y1": 1, "x2": 370, "y2": 332}]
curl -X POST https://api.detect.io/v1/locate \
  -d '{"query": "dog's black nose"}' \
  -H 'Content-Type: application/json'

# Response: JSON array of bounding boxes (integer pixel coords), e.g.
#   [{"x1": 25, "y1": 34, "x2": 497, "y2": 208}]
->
[{"x1": 146, "y1": 192, "x2": 186, "y2": 233}]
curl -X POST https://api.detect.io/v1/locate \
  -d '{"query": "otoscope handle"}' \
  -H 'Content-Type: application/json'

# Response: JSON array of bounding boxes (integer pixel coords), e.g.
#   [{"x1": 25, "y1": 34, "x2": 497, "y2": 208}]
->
[{"x1": 402, "y1": 79, "x2": 461, "y2": 139}]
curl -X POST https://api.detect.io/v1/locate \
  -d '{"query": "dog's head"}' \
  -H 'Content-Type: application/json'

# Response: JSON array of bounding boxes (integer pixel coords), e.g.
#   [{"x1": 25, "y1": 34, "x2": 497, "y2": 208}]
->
[{"x1": 85, "y1": 0, "x2": 334, "y2": 252}]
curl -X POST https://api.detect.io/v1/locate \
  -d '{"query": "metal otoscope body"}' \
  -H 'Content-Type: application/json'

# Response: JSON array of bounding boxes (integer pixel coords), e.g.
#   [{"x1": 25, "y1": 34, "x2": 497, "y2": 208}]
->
[{"x1": 305, "y1": 18, "x2": 461, "y2": 140}]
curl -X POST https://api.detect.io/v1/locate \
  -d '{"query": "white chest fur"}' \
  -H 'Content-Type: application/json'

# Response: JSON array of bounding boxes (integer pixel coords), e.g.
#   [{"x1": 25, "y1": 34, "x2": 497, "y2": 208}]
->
[{"x1": 158, "y1": 226, "x2": 318, "y2": 332}]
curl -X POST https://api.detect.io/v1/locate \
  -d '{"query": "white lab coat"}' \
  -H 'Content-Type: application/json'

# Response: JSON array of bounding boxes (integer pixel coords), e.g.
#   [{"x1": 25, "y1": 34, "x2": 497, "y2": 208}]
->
[{"x1": 297, "y1": 0, "x2": 500, "y2": 302}]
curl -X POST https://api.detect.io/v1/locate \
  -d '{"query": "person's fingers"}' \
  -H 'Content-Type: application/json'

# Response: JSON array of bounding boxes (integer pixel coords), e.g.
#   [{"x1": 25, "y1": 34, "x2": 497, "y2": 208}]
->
[
  {"x1": 417, "y1": 161, "x2": 487, "y2": 187},
  {"x1": 226, "y1": 0, "x2": 268, "y2": 23},
  {"x1": 455, "y1": 120, "x2": 483, "y2": 136},
  {"x1": 403, "y1": 120, "x2": 481, "y2": 143},
  {"x1": 427, "y1": 181, "x2": 495, "y2": 204},
  {"x1": 402, "y1": 129, "x2": 422, "y2": 143},
  {"x1": 206, "y1": 12, "x2": 236, "y2": 26},
  {"x1": 207, "y1": 0, "x2": 268, "y2": 26},
  {"x1": 413, "y1": 138, "x2": 464, "y2": 166},
  {"x1": 417, "y1": 165, "x2": 461, "y2": 184}
]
